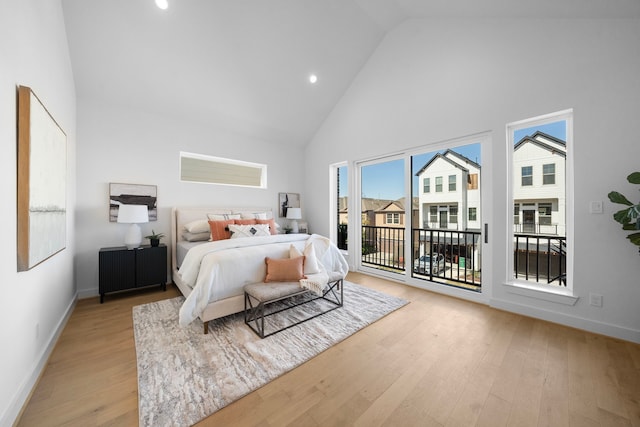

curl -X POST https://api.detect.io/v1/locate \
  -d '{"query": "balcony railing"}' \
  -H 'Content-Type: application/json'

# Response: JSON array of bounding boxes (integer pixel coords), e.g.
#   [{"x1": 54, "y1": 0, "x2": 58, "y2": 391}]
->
[
  {"x1": 336, "y1": 225, "x2": 566, "y2": 290},
  {"x1": 514, "y1": 233, "x2": 566, "y2": 286},
  {"x1": 513, "y1": 222, "x2": 558, "y2": 235}
]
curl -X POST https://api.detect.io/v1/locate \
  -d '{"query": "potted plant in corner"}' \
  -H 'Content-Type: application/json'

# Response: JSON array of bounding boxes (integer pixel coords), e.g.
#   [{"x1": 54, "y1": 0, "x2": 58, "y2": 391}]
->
[
  {"x1": 145, "y1": 230, "x2": 165, "y2": 247},
  {"x1": 608, "y1": 171, "x2": 640, "y2": 254}
]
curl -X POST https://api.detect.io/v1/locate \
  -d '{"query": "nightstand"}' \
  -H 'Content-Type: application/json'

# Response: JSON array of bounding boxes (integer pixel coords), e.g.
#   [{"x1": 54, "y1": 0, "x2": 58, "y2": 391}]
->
[{"x1": 99, "y1": 244, "x2": 167, "y2": 303}]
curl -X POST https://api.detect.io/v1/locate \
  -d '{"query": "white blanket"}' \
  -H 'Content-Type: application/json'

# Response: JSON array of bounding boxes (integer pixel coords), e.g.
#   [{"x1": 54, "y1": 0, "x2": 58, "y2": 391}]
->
[{"x1": 178, "y1": 234, "x2": 348, "y2": 326}]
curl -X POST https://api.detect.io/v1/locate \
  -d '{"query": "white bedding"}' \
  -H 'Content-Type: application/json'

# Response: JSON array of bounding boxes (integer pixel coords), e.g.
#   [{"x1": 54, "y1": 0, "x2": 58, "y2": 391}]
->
[{"x1": 177, "y1": 233, "x2": 348, "y2": 326}]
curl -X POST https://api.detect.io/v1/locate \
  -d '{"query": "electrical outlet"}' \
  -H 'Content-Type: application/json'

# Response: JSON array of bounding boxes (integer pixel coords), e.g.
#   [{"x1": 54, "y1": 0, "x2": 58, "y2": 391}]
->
[
  {"x1": 589, "y1": 293, "x2": 603, "y2": 307},
  {"x1": 589, "y1": 201, "x2": 603, "y2": 214}
]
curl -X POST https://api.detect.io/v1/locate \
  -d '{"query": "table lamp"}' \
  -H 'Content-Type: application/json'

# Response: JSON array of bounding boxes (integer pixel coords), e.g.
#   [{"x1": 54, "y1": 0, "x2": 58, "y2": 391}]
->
[
  {"x1": 117, "y1": 204, "x2": 149, "y2": 249},
  {"x1": 286, "y1": 207, "x2": 302, "y2": 233}
]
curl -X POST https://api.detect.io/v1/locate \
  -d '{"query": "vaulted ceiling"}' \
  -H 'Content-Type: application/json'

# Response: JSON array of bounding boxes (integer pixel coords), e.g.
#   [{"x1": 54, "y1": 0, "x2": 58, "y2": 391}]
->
[{"x1": 61, "y1": 0, "x2": 640, "y2": 146}]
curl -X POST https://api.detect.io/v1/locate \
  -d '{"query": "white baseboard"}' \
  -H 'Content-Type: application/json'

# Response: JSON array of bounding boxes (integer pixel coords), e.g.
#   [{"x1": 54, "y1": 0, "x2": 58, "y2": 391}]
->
[
  {"x1": 76, "y1": 288, "x2": 98, "y2": 300},
  {"x1": 490, "y1": 297, "x2": 640, "y2": 344},
  {"x1": 3, "y1": 293, "x2": 77, "y2": 427}
]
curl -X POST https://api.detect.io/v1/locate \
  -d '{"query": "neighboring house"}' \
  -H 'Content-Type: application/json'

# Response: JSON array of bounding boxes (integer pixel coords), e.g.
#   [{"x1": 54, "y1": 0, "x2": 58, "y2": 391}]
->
[
  {"x1": 415, "y1": 149, "x2": 482, "y2": 231},
  {"x1": 513, "y1": 131, "x2": 566, "y2": 236},
  {"x1": 374, "y1": 197, "x2": 419, "y2": 228}
]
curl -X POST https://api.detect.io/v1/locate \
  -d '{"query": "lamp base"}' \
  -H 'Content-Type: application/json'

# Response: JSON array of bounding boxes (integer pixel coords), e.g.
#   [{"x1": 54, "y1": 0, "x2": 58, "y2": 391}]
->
[
  {"x1": 290, "y1": 220, "x2": 299, "y2": 233},
  {"x1": 124, "y1": 223, "x2": 142, "y2": 250}
]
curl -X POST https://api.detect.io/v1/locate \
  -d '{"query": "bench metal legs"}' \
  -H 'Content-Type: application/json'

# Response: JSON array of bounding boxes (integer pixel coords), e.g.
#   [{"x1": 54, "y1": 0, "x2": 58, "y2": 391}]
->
[{"x1": 244, "y1": 279, "x2": 343, "y2": 338}]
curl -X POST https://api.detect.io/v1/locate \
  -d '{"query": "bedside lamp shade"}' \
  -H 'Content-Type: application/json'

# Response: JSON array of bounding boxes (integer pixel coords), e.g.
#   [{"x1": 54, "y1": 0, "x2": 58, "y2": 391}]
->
[
  {"x1": 286, "y1": 207, "x2": 302, "y2": 233},
  {"x1": 117, "y1": 204, "x2": 149, "y2": 249}
]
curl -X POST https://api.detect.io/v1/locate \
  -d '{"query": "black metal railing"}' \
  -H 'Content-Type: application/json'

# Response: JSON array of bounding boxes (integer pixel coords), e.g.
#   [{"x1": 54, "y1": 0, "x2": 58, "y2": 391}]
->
[
  {"x1": 513, "y1": 223, "x2": 558, "y2": 235},
  {"x1": 413, "y1": 228, "x2": 482, "y2": 289},
  {"x1": 337, "y1": 224, "x2": 348, "y2": 250},
  {"x1": 361, "y1": 225, "x2": 405, "y2": 270},
  {"x1": 514, "y1": 233, "x2": 566, "y2": 286},
  {"x1": 338, "y1": 224, "x2": 566, "y2": 289}
]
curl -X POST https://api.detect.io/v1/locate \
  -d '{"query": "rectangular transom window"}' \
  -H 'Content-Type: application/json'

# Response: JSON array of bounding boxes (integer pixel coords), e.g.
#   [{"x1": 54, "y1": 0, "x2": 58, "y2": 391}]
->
[{"x1": 180, "y1": 152, "x2": 267, "y2": 188}]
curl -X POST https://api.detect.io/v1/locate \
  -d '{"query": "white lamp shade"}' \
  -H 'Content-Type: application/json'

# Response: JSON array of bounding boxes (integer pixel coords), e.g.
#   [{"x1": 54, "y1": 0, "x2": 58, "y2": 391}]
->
[
  {"x1": 117, "y1": 204, "x2": 149, "y2": 224},
  {"x1": 286, "y1": 207, "x2": 302, "y2": 220},
  {"x1": 117, "y1": 205, "x2": 148, "y2": 249},
  {"x1": 286, "y1": 207, "x2": 301, "y2": 233}
]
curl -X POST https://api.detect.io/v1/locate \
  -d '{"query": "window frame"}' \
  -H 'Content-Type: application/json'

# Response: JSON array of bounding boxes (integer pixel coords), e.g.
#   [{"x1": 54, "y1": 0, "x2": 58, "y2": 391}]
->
[{"x1": 506, "y1": 109, "x2": 576, "y2": 301}]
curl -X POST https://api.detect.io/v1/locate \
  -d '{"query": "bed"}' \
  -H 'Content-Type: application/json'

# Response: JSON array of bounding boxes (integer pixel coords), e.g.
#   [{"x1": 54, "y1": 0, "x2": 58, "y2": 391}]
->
[{"x1": 170, "y1": 206, "x2": 349, "y2": 333}]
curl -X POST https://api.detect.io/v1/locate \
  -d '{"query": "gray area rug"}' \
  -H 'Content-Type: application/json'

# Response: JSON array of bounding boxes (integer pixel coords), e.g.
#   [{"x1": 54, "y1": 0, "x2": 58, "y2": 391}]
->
[{"x1": 133, "y1": 281, "x2": 408, "y2": 427}]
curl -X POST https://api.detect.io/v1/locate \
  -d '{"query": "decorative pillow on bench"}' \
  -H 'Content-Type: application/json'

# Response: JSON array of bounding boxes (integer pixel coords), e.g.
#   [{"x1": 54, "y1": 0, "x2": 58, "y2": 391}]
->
[{"x1": 264, "y1": 256, "x2": 306, "y2": 282}]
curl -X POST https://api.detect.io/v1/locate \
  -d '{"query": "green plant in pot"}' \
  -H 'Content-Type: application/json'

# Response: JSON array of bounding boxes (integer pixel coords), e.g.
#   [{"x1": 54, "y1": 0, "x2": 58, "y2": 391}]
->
[
  {"x1": 145, "y1": 230, "x2": 165, "y2": 247},
  {"x1": 607, "y1": 171, "x2": 640, "y2": 254}
]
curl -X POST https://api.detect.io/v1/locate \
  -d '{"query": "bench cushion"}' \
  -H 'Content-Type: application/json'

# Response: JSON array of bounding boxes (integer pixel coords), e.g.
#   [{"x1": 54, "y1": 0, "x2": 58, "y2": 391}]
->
[{"x1": 244, "y1": 282, "x2": 305, "y2": 302}]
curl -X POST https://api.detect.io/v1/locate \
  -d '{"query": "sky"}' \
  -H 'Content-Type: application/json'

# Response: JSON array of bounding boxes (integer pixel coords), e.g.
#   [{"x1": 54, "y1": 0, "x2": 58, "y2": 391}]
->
[{"x1": 339, "y1": 120, "x2": 566, "y2": 200}]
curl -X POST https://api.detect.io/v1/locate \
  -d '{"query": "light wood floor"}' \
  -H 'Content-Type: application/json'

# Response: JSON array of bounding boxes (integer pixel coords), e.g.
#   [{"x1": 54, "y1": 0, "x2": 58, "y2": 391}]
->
[{"x1": 17, "y1": 272, "x2": 640, "y2": 426}]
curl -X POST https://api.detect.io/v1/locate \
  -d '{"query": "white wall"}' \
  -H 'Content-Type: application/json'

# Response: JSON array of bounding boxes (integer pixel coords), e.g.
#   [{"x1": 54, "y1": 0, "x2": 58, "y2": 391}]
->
[
  {"x1": 305, "y1": 18, "x2": 640, "y2": 342},
  {"x1": 0, "y1": 0, "x2": 77, "y2": 424},
  {"x1": 75, "y1": 98, "x2": 305, "y2": 297}
]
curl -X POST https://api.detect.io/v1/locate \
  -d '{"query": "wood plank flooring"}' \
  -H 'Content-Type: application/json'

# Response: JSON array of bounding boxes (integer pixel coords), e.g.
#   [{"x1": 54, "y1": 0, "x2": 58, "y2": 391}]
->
[{"x1": 17, "y1": 273, "x2": 640, "y2": 426}]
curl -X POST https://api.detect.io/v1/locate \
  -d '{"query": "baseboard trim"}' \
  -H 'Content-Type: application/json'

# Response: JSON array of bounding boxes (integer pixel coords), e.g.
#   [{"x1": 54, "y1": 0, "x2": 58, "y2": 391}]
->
[
  {"x1": 490, "y1": 297, "x2": 640, "y2": 344},
  {"x1": 5, "y1": 293, "x2": 77, "y2": 427}
]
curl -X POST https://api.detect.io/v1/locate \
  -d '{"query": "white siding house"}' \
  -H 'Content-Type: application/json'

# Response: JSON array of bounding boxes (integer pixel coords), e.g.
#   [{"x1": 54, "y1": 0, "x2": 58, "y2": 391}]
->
[
  {"x1": 513, "y1": 132, "x2": 566, "y2": 236},
  {"x1": 416, "y1": 150, "x2": 481, "y2": 231}
]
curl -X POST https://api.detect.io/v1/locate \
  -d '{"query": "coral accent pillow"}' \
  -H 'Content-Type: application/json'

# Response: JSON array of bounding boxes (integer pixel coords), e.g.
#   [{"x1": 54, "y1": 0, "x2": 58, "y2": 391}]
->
[
  {"x1": 264, "y1": 256, "x2": 306, "y2": 282},
  {"x1": 208, "y1": 219, "x2": 235, "y2": 241},
  {"x1": 256, "y1": 218, "x2": 278, "y2": 235},
  {"x1": 234, "y1": 219, "x2": 258, "y2": 225}
]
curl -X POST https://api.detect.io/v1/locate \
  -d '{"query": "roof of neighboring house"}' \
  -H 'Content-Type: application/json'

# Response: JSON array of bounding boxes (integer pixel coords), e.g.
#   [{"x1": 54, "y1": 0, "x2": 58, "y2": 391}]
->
[
  {"x1": 376, "y1": 197, "x2": 419, "y2": 212},
  {"x1": 514, "y1": 131, "x2": 566, "y2": 156},
  {"x1": 414, "y1": 149, "x2": 477, "y2": 176}
]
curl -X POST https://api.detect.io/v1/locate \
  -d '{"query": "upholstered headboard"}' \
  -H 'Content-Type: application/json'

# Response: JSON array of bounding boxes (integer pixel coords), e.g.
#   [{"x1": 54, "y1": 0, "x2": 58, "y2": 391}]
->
[{"x1": 170, "y1": 206, "x2": 276, "y2": 277}]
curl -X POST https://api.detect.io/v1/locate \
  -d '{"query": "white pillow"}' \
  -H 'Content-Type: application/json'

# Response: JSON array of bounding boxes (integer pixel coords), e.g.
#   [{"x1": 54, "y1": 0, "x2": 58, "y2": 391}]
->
[
  {"x1": 238, "y1": 211, "x2": 270, "y2": 220},
  {"x1": 207, "y1": 213, "x2": 241, "y2": 221},
  {"x1": 228, "y1": 224, "x2": 270, "y2": 238},
  {"x1": 290, "y1": 243, "x2": 321, "y2": 275},
  {"x1": 183, "y1": 219, "x2": 210, "y2": 234}
]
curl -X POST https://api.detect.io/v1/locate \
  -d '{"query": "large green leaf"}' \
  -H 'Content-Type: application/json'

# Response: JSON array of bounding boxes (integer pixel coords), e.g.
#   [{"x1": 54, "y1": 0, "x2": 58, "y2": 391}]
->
[
  {"x1": 613, "y1": 207, "x2": 633, "y2": 224},
  {"x1": 627, "y1": 172, "x2": 640, "y2": 185},
  {"x1": 608, "y1": 191, "x2": 633, "y2": 206},
  {"x1": 627, "y1": 232, "x2": 640, "y2": 246}
]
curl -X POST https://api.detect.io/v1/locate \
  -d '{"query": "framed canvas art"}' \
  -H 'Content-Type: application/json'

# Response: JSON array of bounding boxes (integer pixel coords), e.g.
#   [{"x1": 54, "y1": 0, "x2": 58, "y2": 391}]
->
[
  {"x1": 17, "y1": 86, "x2": 67, "y2": 271},
  {"x1": 278, "y1": 192, "x2": 300, "y2": 217},
  {"x1": 109, "y1": 183, "x2": 158, "y2": 222}
]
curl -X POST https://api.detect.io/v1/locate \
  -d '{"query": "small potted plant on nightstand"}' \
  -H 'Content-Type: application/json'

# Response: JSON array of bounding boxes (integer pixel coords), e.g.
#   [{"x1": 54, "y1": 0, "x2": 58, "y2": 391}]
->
[{"x1": 145, "y1": 230, "x2": 165, "y2": 247}]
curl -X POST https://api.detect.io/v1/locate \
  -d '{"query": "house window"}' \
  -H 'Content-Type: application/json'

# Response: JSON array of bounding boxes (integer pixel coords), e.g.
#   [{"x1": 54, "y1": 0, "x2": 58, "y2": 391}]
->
[
  {"x1": 538, "y1": 203, "x2": 552, "y2": 225},
  {"x1": 423, "y1": 177, "x2": 430, "y2": 193},
  {"x1": 521, "y1": 166, "x2": 533, "y2": 186},
  {"x1": 386, "y1": 213, "x2": 400, "y2": 224},
  {"x1": 449, "y1": 205, "x2": 458, "y2": 224},
  {"x1": 448, "y1": 175, "x2": 456, "y2": 191},
  {"x1": 469, "y1": 207, "x2": 477, "y2": 221},
  {"x1": 429, "y1": 206, "x2": 437, "y2": 223},
  {"x1": 468, "y1": 173, "x2": 478, "y2": 190},
  {"x1": 543, "y1": 163, "x2": 555, "y2": 185},
  {"x1": 435, "y1": 176, "x2": 443, "y2": 192},
  {"x1": 514, "y1": 204, "x2": 520, "y2": 224}
]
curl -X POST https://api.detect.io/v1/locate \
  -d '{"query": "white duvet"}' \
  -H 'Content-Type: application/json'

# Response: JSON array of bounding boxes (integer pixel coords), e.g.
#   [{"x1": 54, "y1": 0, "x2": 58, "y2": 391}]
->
[{"x1": 177, "y1": 234, "x2": 348, "y2": 326}]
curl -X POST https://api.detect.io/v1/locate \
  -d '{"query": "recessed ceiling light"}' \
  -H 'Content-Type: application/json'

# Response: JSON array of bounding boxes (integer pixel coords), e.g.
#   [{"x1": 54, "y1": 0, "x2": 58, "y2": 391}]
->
[
  {"x1": 309, "y1": 74, "x2": 318, "y2": 84},
  {"x1": 155, "y1": 0, "x2": 169, "y2": 10}
]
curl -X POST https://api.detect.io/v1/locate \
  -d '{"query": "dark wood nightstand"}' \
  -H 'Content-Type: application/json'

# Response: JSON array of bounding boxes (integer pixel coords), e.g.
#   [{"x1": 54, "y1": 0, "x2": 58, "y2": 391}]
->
[{"x1": 98, "y1": 244, "x2": 167, "y2": 303}]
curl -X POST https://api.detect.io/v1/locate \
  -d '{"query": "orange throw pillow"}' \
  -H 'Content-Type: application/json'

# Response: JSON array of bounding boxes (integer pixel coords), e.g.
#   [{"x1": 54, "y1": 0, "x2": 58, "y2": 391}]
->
[
  {"x1": 256, "y1": 218, "x2": 278, "y2": 235},
  {"x1": 208, "y1": 219, "x2": 235, "y2": 241},
  {"x1": 234, "y1": 219, "x2": 257, "y2": 225},
  {"x1": 264, "y1": 256, "x2": 306, "y2": 282}
]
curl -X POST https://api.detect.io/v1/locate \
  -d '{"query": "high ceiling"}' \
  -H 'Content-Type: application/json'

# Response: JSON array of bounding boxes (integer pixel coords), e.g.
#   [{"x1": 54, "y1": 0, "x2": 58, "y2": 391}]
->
[{"x1": 61, "y1": 0, "x2": 640, "y2": 146}]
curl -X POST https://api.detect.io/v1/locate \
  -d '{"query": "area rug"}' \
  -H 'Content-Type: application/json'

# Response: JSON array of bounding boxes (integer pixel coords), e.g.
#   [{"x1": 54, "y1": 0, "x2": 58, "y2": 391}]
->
[{"x1": 133, "y1": 281, "x2": 408, "y2": 427}]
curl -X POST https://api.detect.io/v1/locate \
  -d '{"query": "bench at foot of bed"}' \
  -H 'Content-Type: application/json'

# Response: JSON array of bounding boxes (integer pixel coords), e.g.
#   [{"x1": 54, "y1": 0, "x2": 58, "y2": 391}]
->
[{"x1": 243, "y1": 279, "x2": 343, "y2": 338}]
